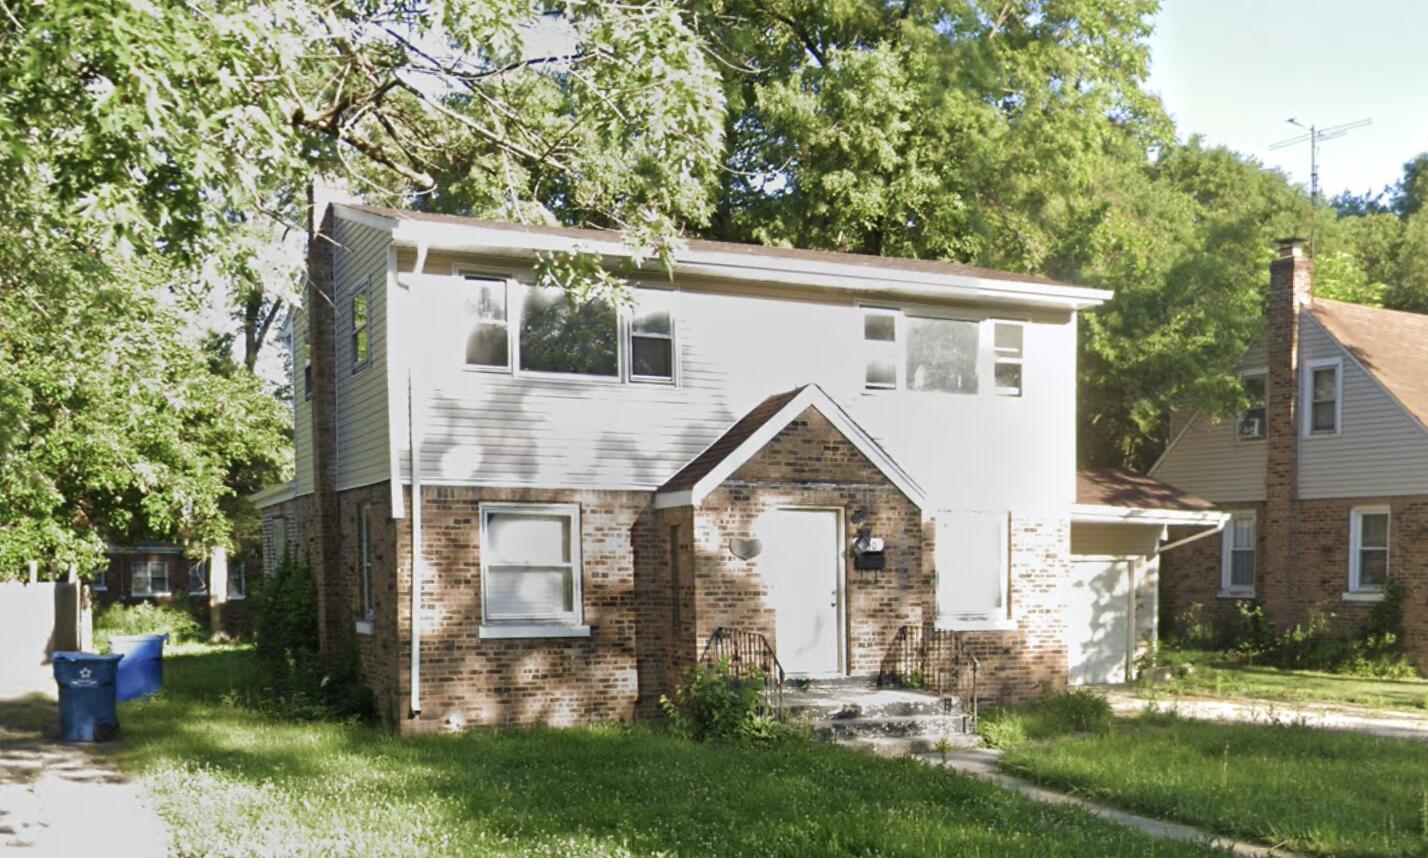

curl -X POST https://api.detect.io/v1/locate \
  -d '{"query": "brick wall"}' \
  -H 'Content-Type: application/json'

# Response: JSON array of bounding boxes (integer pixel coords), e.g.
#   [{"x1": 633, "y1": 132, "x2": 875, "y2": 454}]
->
[
  {"x1": 1159, "y1": 503, "x2": 1265, "y2": 633},
  {"x1": 393, "y1": 485, "x2": 661, "y2": 733}
]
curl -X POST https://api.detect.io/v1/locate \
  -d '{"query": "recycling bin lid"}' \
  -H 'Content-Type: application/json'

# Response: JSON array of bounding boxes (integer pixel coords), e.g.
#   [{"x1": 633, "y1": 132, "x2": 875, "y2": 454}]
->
[{"x1": 53, "y1": 652, "x2": 124, "y2": 684}]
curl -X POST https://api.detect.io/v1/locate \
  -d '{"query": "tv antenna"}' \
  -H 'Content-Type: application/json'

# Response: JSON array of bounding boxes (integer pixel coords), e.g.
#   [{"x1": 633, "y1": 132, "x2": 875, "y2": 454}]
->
[{"x1": 1270, "y1": 117, "x2": 1372, "y2": 255}]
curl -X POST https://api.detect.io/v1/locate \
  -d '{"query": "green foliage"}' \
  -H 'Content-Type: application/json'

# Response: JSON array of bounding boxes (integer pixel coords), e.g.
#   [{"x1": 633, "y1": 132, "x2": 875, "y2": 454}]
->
[
  {"x1": 251, "y1": 555, "x2": 372, "y2": 720},
  {"x1": 980, "y1": 689, "x2": 1112, "y2": 750},
  {"x1": 95, "y1": 602, "x2": 206, "y2": 651},
  {"x1": 660, "y1": 659, "x2": 781, "y2": 743}
]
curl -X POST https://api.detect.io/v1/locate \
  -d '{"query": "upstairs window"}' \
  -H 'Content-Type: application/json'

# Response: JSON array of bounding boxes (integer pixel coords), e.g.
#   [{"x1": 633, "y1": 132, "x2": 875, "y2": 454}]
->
[
  {"x1": 993, "y1": 322, "x2": 1024, "y2": 397},
  {"x1": 1306, "y1": 361, "x2": 1340, "y2": 435},
  {"x1": 1220, "y1": 511, "x2": 1256, "y2": 595},
  {"x1": 906, "y1": 316, "x2": 978, "y2": 394},
  {"x1": 629, "y1": 292, "x2": 675, "y2": 382},
  {"x1": 520, "y1": 287, "x2": 618, "y2": 377},
  {"x1": 351, "y1": 279, "x2": 371, "y2": 369},
  {"x1": 1238, "y1": 372, "x2": 1267, "y2": 441},
  {"x1": 462, "y1": 275, "x2": 510, "y2": 370},
  {"x1": 130, "y1": 560, "x2": 170, "y2": 597},
  {"x1": 863, "y1": 308, "x2": 899, "y2": 390},
  {"x1": 480, "y1": 504, "x2": 583, "y2": 626},
  {"x1": 187, "y1": 559, "x2": 208, "y2": 595},
  {"x1": 1350, "y1": 506, "x2": 1390, "y2": 593},
  {"x1": 302, "y1": 320, "x2": 312, "y2": 400}
]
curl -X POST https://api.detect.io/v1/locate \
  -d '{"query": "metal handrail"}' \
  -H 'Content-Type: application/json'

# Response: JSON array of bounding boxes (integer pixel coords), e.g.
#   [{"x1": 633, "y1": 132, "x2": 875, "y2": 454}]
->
[
  {"x1": 877, "y1": 623, "x2": 980, "y2": 732},
  {"x1": 699, "y1": 627, "x2": 786, "y2": 718}
]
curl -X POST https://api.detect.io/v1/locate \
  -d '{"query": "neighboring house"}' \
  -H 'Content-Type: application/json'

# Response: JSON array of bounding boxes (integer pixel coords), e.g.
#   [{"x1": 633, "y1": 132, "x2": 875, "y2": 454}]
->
[
  {"x1": 95, "y1": 543, "x2": 249, "y2": 632},
  {"x1": 254, "y1": 201, "x2": 1222, "y2": 732},
  {"x1": 1153, "y1": 238, "x2": 1428, "y2": 665}
]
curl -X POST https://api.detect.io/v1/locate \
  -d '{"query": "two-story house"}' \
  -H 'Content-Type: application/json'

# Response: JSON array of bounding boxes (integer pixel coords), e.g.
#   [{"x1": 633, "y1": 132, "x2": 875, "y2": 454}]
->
[
  {"x1": 253, "y1": 202, "x2": 1222, "y2": 732},
  {"x1": 1153, "y1": 238, "x2": 1428, "y2": 666}
]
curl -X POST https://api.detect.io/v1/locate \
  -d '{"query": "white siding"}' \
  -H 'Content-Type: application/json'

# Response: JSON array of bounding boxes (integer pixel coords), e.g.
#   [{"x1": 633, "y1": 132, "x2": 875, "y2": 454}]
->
[
  {"x1": 1150, "y1": 342, "x2": 1269, "y2": 502},
  {"x1": 392, "y1": 252, "x2": 1079, "y2": 513},
  {"x1": 333, "y1": 219, "x2": 391, "y2": 490},
  {"x1": 1298, "y1": 315, "x2": 1428, "y2": 498}
]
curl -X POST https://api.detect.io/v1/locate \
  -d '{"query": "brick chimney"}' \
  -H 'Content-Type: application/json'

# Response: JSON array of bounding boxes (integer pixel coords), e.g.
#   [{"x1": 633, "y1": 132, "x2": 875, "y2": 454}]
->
[{"x1": 1261, "y1": 237, "x2": 1312, "y2": 625}]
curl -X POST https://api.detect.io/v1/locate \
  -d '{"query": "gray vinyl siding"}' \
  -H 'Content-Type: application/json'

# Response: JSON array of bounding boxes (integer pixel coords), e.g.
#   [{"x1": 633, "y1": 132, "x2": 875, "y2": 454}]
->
[
  {"x1": 1297, "y1": 315, "x2": 1428, "y2": 498},
  {"x1": 394, "y1": 249, "x2": 1080, "y2": 512},
  {"x1": 1150, "y1": 339, "x2": 1269, "y2": 502},
  {"x1": 333, "y1": 219, "x2": 391, "y2": 490}
]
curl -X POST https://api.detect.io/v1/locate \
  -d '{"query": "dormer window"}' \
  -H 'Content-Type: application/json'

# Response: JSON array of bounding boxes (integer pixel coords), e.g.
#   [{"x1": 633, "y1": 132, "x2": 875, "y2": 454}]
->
[
  {"x1": 1238, "y1": 371, "x2": 1266, "y2": 441},
  {"x1": 461, "y1": 275, "x2": 510, "y2": 370}
]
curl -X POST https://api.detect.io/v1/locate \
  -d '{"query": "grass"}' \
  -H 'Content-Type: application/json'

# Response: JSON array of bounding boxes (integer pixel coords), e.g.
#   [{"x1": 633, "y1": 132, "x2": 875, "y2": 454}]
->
[
  {"x1": 1144, "y1": 647, "x2": 1428, "y2": 714},
  {"x1": 996, "y1": 710, "x2": 1428, "y2": 858},
  {"x1": 109, "y1": 646, "x2": 1226, "y2": 857}
]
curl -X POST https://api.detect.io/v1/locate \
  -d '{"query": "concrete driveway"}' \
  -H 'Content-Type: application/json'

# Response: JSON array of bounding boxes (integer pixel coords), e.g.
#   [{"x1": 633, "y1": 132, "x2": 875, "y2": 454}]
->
[{"x1": 0, "y1": 675, "x2": 168, "y2": 857}]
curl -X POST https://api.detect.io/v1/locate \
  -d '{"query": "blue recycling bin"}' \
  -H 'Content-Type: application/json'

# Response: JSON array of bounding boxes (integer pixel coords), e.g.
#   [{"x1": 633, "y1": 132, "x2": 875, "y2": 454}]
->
[
  {"x1": 110, "y1": 633, "x2": 168, "y2": 702},
  {"x1": 53, "y1": 652, "x2": 123, "y2": 742}
]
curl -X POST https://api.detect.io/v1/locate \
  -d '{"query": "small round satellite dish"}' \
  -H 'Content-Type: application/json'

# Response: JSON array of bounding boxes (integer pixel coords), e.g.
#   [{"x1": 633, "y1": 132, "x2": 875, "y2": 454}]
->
[{"x1": 729, "y1": 538, "x2": 763, "y2": 560}]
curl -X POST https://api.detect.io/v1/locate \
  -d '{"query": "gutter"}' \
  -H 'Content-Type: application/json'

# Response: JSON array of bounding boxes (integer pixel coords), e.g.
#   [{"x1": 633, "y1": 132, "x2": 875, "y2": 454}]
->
[{"x1": 1069, "y1": 504, "x2": 1229, "y2": 528}]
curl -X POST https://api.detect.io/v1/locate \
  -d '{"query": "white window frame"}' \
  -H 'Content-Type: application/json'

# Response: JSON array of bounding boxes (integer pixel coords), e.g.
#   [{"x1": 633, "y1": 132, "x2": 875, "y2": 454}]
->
[
  {"x1": 1238, "y1": 369, "x2": 1267, "y2": 441},
  {"x1": 130, "y1": 560, "x2": 171, "y2": 598},
  {"x1": 1347, "y1": 505, "x2": 1390, "y2": 598},
  {"x1": 187, "y1": 558, "x2": 208, "y2": 596},
  {"x1": 992, "y1": 320, "x2": 1025, "y2": 398},
  {"x1": 358, "y1": 503, "x2": 375, "y2": 629},
  {"x1": 625, "y1": 288, "x2": 677, "y2": 384},
  {"x1": 514, "y1": 282, "x2": 623, "y2": 384},
  {"x1": 91, "y1": 566, "x2": 108, "y2": 592},
  {"x1": 478, "y1": 502, "x2": 590, "y2": 638},
  {"x1": 456, "y1": 268, "x2": 514, "y2": 374},
  {"x1": 1302, "y1": 357, "x2": 1342, "y2": 437},
  {"x1": 934, "y1": 510, "x2": 1014, "y2": 631},
  {"x1": 859, "y1": 305, "x2": 1026, "y2": 399},
  {"x1": 861, "y1": 305, "x2": 902, "y2": 391},
  {"x1": 350, "y1": 275, "x2": 372, "y2": 372},
  {"x1": 1219, "y1": 510, "x2": 1256, "y2": 597}
]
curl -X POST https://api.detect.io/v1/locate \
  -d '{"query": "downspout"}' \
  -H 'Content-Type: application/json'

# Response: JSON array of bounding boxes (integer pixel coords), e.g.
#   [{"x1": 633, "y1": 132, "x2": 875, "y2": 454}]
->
[{"x1": 408, "y1": 365, "x2": 422, "y2": 717}]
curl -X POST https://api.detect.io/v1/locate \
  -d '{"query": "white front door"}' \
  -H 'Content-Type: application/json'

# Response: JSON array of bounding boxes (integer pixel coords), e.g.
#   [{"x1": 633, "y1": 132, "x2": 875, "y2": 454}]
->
[{"x1": 764, "y1": 508, "x2": 842, "y2": 676}]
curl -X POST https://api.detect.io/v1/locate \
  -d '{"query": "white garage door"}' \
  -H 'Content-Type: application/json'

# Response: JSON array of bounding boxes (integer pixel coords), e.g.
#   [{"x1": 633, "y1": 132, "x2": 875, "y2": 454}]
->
[{"x1": 1066, "y1": 558, "x2": 1134, "y2": 686}]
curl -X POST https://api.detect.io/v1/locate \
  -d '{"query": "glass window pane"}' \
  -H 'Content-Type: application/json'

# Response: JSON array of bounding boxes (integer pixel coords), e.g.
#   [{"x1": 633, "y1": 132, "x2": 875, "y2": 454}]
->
[
  {"x1": 633, "y1": 308, "x2": 672, "y2": 336},
  {"x1": 864, "y1": 313, "x2": 896, "y2": 342},
  {"x1": 1231, "y1": 551, "x2": 1255, "y2": 588},
  {"x1": 995, "y1": 362, "x2": 1022, "y2": 393},
  {"x1": 466, "y1": 324, "x2": 509, "y2": 367},
  {"x1": 188, "y1": 561, "x2": 207, "y2": 593},
  {"x1": 1244, "y1": 375, "x2": 1265, "y2": 404},
  {"x1": 1312, "y1": 401, "x2": 1336, "y2": 432},
  {"x1": 1233, "y1": 517, "x2": 1255, "y2": 549},
  {"x1": 354, "y1": 328, "x2": 369, "y2": 362},
  {"x1": 228, "y1": 564, "x2": 246, "y2": 598},
  {"x1": 487, "y1": 513, "x2": 571, "y2": 565},
  {"x1": 465, "y1": 279, "x2": 506, "y2": 321},
  {"x1": 1360, "y1": 513, "x2": 1389, "y2": 548},
  {"x1": 353, "y1": 293, "x2": 368, "y2": 330},
  {"x1": 994, "y1": 322, "x2": 1023, "y2": 356},
  {"x1": 486, "y1": 566, "x2": 574, "y2": 618},
  {"x1": 906, "y1": 317, "x2": 978, "y2": 394},
  {"x1": 631, "y1": 336, "x2": 673, "y2": 379},
  {"x1": 519, "y1": 287, "x2": 618, "y2": 376},
  {"x1": 866, "y1": 359, "x2": 896, "y2": 388},
  {"x1": 1313, "y1": 367, "x2": 1337, "y2": 401},
  {"x1": 1359, "y1": 550, "x2": 1388, "y2": 587}
]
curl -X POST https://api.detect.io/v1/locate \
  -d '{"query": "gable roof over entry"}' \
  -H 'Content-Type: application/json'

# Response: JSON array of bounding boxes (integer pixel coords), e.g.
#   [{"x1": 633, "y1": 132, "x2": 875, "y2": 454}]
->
[{"x1": 653, "y1": 384, "x2": 925, "y2": 509}]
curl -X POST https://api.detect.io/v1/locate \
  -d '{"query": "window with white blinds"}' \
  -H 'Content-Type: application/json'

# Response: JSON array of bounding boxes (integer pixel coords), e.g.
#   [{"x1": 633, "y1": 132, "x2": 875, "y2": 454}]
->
[{"x1": 480, "y1": 504, "x2": 582, "y2": 625}]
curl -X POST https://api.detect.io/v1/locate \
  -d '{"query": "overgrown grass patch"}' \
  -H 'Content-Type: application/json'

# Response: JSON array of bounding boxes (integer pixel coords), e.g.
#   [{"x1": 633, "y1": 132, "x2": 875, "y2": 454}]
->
[
  {"x1": 112, "y1": 647, "x2": 1225, "y2": 857},
  {"x1": 1000, "y1": 710, "x2": 1428, "y2": 858},
  {"x1": 1147, "y1": 647, "x2": 1428, "y2": 713}
]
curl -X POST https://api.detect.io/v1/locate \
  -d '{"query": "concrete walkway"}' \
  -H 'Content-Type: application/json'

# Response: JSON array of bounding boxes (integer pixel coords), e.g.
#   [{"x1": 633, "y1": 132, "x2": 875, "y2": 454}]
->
[
  {"x1": 0, "y1": 688, "x2": 168, "y2": 857},
  {"x1": 1102, "y1": 687, "x2": 1428, "y2": 742},
  {"x1": 928, "y1": 747, "x2": 1309, "y2": 858}
]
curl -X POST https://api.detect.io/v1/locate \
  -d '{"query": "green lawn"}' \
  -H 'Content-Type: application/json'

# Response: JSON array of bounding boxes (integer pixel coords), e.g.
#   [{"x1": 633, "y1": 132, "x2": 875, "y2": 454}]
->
[
  {"x1": 998, "y1": 711, "x2": 1428, "y2": 858},
  {"x1": 1145, "y1": 648, "x2": 1428, "y2": 713},
  {"x1": 110, "y1": 647, "x2": 1224, "y2": 857}
]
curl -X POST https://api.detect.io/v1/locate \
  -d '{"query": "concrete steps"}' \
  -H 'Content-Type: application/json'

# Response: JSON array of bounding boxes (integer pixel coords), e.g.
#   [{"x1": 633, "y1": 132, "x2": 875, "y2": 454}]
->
[{"x1": 783, "y1": 679, "x2": 981, "y2": 757}]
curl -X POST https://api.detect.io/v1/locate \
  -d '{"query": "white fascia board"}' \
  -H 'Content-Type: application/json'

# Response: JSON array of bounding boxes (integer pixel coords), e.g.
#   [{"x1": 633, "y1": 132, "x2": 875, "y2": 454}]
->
[
  {"x1": 385, "y1": 221, "x2": 1111, "y2": 311},
  {"x1": 1069, "y1": 503, "x2": 1228, "y2": 528},
  {"x1": 654, "y1": 384, "x2": 926, "y2": 510},
  {"x1": 333, "y1": 205, "x2": 400, "y2": 233}
]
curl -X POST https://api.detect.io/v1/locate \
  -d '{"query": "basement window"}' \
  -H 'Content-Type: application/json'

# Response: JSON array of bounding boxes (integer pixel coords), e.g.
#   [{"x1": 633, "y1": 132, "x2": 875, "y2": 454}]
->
[{"x1": 479, "y1": 503, "x2": 589, "y2": 637}]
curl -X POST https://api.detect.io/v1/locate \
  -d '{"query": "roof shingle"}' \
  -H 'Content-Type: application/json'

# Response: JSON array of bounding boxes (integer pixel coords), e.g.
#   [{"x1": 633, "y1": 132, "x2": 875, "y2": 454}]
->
[{"x1": 1307, "y1": 298, "x2": 1428, "y2": 428}]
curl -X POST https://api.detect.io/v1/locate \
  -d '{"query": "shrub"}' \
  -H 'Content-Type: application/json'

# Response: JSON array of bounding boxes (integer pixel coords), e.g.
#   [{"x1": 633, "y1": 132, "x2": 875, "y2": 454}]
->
[
  {"x1": 661, "y1": 660, "x2": 782, "y2": 742},
  {"x1": 95, "y1": 601, "x2": 205, "y2": 651},
  {"x1": 250, "y1": 555, "x2": 373, "y2": 721}
]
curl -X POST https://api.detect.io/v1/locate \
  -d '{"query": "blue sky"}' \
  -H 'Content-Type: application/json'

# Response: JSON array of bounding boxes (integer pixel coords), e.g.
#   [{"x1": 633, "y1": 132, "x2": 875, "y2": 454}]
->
[{"x1": 1147, "y1": 0, "x2": 1428, "y2": 198}]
